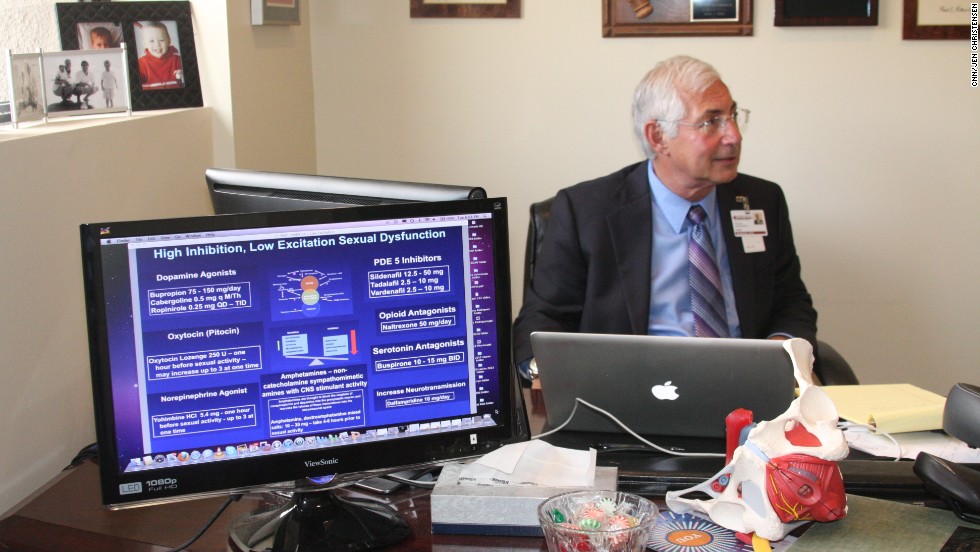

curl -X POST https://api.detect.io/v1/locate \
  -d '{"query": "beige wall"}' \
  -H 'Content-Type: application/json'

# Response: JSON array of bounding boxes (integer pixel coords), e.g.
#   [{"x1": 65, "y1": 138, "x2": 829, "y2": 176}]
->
[
  {"x1": 0, "y1": 0, "x2": 318, "y2": 515},
  {"x1": 0, "y1": 110, "x2": 214, "y2": 515},
  {"x1": 227, "y1": 0, "x2": 316, "y2": 172},
  {"x1": 309, "y1": 1, "x2": 979, "y2": 394},
  {"x1": 0, "y1": 0, "x2": 62, "y2": 104},
  {"x1": 196, "y1": 0, "x2": 317, "y2": 172}
]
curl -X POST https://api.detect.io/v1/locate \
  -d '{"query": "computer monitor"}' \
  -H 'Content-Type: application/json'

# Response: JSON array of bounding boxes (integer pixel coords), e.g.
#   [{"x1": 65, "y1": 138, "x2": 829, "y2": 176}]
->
[
  {"x1": 79, "y1": 197, "x2": 525, "y2": 549},
  {"x1": 205, "y1": 167, "x2": 487, "y2": 214}
]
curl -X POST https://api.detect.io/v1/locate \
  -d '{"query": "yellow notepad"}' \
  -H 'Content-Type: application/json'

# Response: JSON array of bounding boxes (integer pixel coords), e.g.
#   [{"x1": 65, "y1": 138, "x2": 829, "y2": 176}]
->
[{"x1": 821, "y1": 384, "x2": 947, "y2": 433}]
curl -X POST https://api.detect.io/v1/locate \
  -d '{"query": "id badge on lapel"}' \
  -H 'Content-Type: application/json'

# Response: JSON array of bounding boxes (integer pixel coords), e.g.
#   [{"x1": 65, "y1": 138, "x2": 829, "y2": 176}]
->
[{"x1": 731, "y1": 206, "x2": 768, "y2": 254}]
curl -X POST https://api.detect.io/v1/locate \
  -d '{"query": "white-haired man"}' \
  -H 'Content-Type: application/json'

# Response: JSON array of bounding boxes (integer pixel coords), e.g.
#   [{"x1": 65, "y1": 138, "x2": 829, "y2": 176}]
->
[{"x1": 514, "y1": 55, "x2": 817, "y2": 381}]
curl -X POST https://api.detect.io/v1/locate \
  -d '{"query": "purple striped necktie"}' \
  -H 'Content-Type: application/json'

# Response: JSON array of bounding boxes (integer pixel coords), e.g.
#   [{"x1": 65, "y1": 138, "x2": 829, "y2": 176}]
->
[{"x1": 687, "y1": 205, "x2": 730, "y2": 338}]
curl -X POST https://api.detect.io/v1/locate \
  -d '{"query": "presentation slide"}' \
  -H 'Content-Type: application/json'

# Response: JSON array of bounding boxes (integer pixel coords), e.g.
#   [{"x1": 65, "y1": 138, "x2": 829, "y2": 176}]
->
[{"x1": 115, "y1": 222, "x2": 488, "y2": 462}]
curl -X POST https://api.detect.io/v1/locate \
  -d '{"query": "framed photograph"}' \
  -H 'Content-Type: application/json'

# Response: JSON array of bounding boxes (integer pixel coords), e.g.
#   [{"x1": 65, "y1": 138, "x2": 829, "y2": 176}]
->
[
  {"x1": 410, "y1": 0, "x2": 521, "y2": 19},
  {"x1": 7, "y1": 52, "x2": 46, "y2": 126},
  {"x1": 775, "y1": 0, "x2": 878, "y2": 27},
  {"x1": 56, "y1": 2, "x2": 203, "y2": 111},
  {"x1": 251, "y1": 0, "x2": 301, "y2": 26},
  {"x1": 602, "y1": 0, "x2": 753, "y2": 38},
  {"x1": 75, "y1": 21, "x2": 124, "y2": 49},
  {"x1": 903, "y1": 0, "x2": 971, "y2": 39},
  {"x1": 40, "y1": 48, "x2": 131, "y2": 119}
]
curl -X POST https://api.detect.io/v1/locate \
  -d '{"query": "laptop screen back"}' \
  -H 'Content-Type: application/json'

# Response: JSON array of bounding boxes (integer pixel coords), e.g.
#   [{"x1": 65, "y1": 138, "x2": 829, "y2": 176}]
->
[{"x1": 532, "y1": 332, "x2": 796, "y2": 439}]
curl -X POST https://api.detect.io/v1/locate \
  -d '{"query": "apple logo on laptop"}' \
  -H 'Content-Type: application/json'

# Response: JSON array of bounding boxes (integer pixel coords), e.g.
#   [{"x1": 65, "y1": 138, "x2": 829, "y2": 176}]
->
[{"x1": 651, "y1": 381, "x2": 679, "y2": 401}]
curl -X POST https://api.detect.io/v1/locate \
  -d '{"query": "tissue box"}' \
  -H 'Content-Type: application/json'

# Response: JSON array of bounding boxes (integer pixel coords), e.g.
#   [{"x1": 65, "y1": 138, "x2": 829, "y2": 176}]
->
[{"x1": 430, "y1": 462, "x2": 618, "y2": 537}]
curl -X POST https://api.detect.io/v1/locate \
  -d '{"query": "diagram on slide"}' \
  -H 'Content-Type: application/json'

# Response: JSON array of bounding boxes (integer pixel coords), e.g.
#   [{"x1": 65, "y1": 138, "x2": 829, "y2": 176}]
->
[
  {"x1": 279, "y1": 328, "x2": 359, "y2": 367},
  {"x1": 271, "y1": 268, "x2": 352, "y2": 321}
]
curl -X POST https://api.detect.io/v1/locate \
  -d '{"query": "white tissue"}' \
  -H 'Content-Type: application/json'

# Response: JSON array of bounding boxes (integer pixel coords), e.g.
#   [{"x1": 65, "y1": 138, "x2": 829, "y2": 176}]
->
[{"x1": 457, "y1": 439, "x2": 597, "y2": 488}]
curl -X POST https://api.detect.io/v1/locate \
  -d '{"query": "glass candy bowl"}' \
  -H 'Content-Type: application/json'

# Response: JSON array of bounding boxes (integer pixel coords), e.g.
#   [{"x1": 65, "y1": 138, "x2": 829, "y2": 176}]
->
[{"x1": 538, "y1": 490, "x2": 658, "y2": 552}]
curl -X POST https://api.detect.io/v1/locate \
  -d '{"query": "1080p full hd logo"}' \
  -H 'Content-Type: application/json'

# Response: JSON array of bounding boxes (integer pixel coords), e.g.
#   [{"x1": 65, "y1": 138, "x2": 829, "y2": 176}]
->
[{"x1": 146, "y1": 477, "x2": 179, "y2": 492}]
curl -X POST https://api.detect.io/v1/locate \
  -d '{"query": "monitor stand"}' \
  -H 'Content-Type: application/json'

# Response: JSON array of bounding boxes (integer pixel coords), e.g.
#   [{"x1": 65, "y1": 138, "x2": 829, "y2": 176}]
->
[{"x1": 228, "y1": 489, "x2": 411, "y2": 551}]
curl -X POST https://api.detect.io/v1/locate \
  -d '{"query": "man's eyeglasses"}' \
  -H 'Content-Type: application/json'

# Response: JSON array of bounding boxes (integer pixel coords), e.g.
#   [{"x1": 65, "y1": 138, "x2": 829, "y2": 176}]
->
[{"x1": 658, "y1": 108, "x2": 750, "y2": 136}]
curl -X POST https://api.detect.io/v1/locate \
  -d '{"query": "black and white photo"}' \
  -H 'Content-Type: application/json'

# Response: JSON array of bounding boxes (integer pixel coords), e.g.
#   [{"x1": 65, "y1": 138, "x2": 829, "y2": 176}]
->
[
  {"x1": 8, "y1": 52, "x2": 45, "y2": 126},
  {"x1": 41, "y1": 48, "x2": 129, "y2": 118}
]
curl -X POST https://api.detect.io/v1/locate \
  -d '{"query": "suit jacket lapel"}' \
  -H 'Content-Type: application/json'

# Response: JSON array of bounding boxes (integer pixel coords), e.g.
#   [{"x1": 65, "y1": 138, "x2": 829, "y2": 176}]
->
[
  {"x1": 607, "y1": 164, "x2": 653, "y2": 334},
  {"x1": 717, "y1": 179, "x2": 756, "y2": 337}
]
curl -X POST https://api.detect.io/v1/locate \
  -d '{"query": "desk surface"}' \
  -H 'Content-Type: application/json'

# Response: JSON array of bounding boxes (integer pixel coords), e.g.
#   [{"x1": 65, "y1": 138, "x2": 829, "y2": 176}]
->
[
  {"x1": 0, "y1": 459, "x2": 547, "y2": 552},
  {"x1": 0, "y1": 389, "x2": 548, "y2": 552},
  {"x1": 0, "y1": 389, "x2": 943, "y2": 551}
]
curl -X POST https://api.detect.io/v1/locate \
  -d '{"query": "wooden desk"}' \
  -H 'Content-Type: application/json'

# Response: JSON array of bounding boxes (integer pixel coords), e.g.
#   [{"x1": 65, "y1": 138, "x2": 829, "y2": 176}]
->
[
  {"x1": 0, "y1": 388, "x2": 548, "y2": 552},
  {"x1": 0, "y1": 388, "x2": 937, "y2": 551},
  {"x1": 0, "y1": 459, "x2": 549, "y2": 552}
]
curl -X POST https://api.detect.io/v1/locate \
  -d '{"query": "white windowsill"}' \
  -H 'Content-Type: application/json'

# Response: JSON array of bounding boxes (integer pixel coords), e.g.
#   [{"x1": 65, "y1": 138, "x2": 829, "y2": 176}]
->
[{"x1": 0, "y1": 108, "x2": 206, "y2": 143}]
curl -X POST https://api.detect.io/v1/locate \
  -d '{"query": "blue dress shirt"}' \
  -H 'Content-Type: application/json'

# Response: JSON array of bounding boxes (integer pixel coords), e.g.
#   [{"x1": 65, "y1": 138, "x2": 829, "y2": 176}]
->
[{"x1": 647, "y1": 162, "x2": 741, "y2": 337}]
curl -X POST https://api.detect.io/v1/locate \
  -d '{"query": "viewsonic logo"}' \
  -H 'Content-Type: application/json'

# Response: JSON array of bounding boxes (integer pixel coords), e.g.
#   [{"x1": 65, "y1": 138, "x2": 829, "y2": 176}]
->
[
  {"x1": 651, "y1": 381, "x2": 679, "y2": 401},
  {"x1": 304, "y1": 458, "x2": 339, "y2": 468}
]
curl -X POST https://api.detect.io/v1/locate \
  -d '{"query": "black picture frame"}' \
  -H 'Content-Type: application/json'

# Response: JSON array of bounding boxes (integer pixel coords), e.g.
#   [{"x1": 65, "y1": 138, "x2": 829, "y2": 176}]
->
[
  {"x1": 775, "y1": 0, "x2": 878, "y2": 27},
  {"x1": 56, "y1": 1, "x2": 202, "y2": 111}
]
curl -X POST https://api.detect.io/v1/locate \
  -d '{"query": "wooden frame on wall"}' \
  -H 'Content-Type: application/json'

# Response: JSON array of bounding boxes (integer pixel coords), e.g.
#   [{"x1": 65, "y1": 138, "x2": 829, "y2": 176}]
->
[
  {"x1": 774, "y1": 0, "x2": 878, "y2": 27},
  {"x1": 903, "y1": 0, "x2": 971, "y2": 39},
  {"x1": 410, "y1": 0, "x2": 521, "y2": 19},
  {"x1": 602, "y1": 0, "x2": 753, "y2": 38}
]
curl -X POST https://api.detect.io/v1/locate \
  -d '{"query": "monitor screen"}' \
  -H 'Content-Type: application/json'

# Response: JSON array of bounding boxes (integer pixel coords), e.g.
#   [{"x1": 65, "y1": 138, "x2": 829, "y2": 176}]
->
[
  {"x1": 206, "y1": 168, "x2": 488, "y2": 214},
  {"x1": 79, "y1": 197, "x2": 525, "y2": 509}
]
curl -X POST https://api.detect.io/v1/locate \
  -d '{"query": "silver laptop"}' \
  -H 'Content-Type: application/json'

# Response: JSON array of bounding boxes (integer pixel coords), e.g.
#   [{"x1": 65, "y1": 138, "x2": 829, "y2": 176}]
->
[{"x1": 531, "y1": 332, "x2": 796, "y2": 438}]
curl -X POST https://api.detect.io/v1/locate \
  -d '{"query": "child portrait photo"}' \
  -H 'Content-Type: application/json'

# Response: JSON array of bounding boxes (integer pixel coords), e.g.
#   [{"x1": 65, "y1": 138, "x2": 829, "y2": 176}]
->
[
  {"x1": 134, "y1": 19, "x2": 184, "y2": 91},
  {"x1": 76, "y1": 21, "x2": 124, "y2": 49}
]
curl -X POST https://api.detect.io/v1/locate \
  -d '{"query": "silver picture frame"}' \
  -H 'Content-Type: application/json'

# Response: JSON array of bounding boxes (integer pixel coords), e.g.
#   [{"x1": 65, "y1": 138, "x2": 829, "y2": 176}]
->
[
  {"x1": 40, "y1": 47, "x2": 131, "y2": 119},
  {"x1": 6, "y1": 51, "x2": 46, "y2": 127}
]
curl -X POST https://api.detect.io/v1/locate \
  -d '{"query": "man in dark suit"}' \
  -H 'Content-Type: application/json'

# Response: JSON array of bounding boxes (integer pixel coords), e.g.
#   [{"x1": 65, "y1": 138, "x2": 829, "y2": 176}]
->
[{"x1": 513, "y1": 56, "x2": 817, "y2": 380}]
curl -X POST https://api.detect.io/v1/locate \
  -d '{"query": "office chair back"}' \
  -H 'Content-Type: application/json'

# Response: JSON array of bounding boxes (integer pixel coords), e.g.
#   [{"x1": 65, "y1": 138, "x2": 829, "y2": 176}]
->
[{"x1": 521, "y1": 197, "x2": 858, "y2": 385}]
